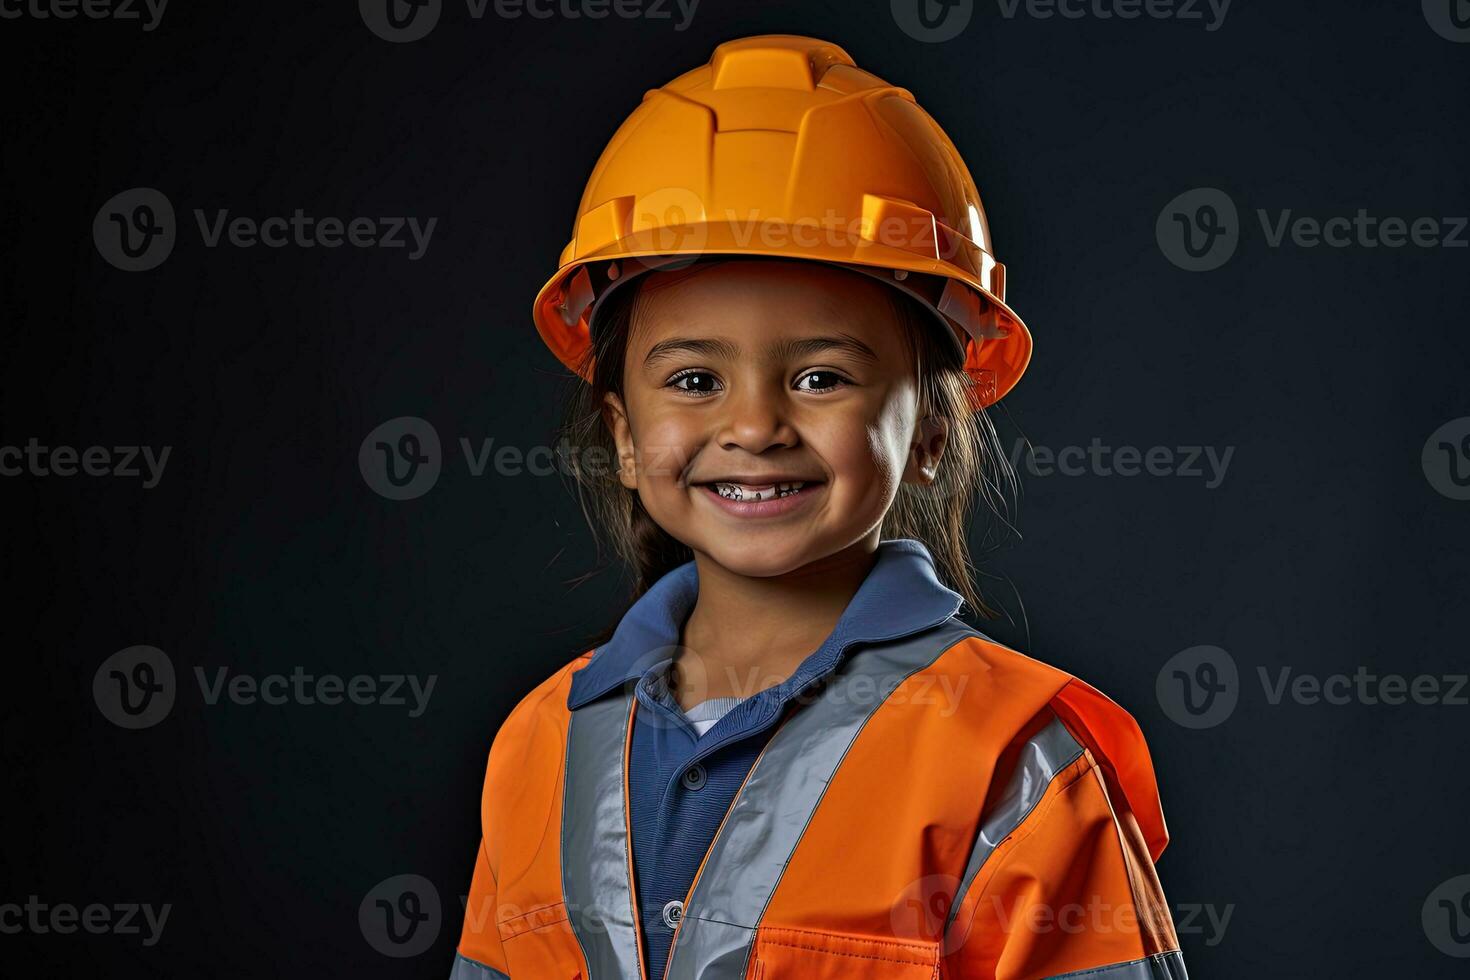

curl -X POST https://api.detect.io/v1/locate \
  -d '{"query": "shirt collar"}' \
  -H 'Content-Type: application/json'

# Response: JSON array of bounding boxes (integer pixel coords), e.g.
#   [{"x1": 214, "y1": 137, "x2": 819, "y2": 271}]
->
[{"x1": 566, "y1": 537, "x2": 964, "y2": 711}]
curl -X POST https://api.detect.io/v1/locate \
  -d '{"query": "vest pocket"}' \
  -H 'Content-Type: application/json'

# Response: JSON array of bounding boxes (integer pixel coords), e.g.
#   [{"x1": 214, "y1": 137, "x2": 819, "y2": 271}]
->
[
  {"x1": 748, "y1": 925, "x2": 940, "y2": 979},
  {"x1": 497, "y1": 901, "x2": 586, "y2": 979}
]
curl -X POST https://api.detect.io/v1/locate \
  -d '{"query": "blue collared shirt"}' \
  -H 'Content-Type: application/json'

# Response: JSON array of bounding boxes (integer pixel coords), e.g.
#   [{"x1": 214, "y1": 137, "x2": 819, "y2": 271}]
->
[{"x1": 565, "y1": 538, "x2": 966, "y2": 980}]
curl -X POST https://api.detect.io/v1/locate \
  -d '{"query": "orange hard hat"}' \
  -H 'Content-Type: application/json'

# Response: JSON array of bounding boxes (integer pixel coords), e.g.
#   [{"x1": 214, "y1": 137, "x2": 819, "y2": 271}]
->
[{"x1": 532, "y1": 34, "x2": 1032, "y2": 410}]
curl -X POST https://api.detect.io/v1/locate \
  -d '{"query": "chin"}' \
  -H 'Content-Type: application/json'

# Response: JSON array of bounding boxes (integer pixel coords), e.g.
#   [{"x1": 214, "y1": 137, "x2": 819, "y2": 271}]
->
[{"x1": 694, "y1": 534, "x2": 820, "y2": 578}]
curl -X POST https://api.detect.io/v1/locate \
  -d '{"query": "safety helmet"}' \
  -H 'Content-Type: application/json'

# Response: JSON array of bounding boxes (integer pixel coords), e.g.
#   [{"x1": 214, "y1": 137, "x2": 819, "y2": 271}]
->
[{"x1": 532, "y1": 34, "x2": 1031, "y2": 410}]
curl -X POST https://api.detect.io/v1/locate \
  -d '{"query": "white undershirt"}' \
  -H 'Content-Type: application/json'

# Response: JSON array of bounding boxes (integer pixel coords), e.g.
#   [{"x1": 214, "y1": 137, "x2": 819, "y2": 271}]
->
[{"x1": 681, "y1": 696, "x2": 742, "y2": 737}]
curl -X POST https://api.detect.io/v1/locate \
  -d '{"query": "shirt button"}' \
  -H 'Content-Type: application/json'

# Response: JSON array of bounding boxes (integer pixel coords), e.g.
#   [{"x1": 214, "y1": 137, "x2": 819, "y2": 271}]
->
[
  {"x1": 680, "y1": 764, "x2": 708, "y2": 791},
  {"x1": 662, "y1": 899, "x2": 684, "y2": 929}
]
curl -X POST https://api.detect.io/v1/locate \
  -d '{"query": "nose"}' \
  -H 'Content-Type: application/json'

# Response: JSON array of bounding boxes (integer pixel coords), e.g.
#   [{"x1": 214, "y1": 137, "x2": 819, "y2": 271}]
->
[{"x1": 713, "y1": 377, "x2": 799, "y2": 454}]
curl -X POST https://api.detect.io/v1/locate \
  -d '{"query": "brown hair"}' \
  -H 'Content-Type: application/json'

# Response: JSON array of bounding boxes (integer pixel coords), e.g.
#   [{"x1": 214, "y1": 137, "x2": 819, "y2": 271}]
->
[{"x1": 553, "y1": 258, "x2": 1017, "y2": 647}]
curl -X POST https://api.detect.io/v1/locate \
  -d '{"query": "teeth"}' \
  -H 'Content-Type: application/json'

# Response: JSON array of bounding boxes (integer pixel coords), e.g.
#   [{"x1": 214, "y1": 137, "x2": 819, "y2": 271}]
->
[{"x1": 712, "y1": 481, "x2": 808, "y2": 501}]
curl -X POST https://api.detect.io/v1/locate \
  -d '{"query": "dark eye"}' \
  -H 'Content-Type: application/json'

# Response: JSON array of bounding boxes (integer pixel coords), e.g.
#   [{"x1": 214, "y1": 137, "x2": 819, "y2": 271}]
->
[
  {"x1": 668, "y1": 370, "x2": 722, "y2": 396},
  {"x1": 795, "y1": 370, "x2": 850, "y2": 393}
]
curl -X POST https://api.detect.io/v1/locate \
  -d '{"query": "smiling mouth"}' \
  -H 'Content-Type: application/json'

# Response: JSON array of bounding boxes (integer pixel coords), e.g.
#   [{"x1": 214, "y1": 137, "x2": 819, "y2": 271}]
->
[
  {"x1": 706, "y1": 480, "x2": 813, "y2": 502},
  {"x1": 693, "y1": 478, "x2": 823, "y2": 502}
]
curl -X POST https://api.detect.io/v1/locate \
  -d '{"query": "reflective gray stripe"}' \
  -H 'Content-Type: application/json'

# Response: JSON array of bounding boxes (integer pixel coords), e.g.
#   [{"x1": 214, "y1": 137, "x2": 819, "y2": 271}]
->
[
  {"x1": 942, "y1": 713, "x2": 1084, "y2": 943},
  {"x1": 665, "y1": 620, "x2": 980, "y2": 980},
  {"x1": 449, "y1": 952, "x2": 511, "y2": 980},
  {"x1": 1047, "y1": 950, "x2": 1189, "y2": 979},
  {"x1": 562, "y1": 690, "x2": 643, "y2": 980}
]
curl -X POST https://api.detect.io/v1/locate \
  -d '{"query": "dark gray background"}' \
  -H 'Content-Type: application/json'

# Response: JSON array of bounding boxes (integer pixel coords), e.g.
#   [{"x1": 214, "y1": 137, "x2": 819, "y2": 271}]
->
[{"x1": 2, "y1": 0, "x2": 1468, "y2": 976}]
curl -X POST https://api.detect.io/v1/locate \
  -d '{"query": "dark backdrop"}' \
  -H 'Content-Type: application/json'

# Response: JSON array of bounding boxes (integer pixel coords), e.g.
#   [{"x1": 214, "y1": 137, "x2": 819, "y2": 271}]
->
[{"x1": 2, "y1": 1, "x2": 1468, "y2": 976}]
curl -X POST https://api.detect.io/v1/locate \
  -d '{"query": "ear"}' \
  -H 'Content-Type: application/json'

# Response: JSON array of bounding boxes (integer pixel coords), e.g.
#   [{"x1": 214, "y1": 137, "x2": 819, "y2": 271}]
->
[
  {"x1": 902, "y1": 414, "x2": 949, "y2": 486},
  {"x1": 602, "y1": 391, "x2": 639, "y2": 490}
]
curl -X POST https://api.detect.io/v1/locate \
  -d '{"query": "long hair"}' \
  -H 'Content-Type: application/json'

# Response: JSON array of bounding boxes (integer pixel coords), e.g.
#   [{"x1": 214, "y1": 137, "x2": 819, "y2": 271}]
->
[{"x1": 553, "y1": 258, "x2": 1017, "y2": 649}]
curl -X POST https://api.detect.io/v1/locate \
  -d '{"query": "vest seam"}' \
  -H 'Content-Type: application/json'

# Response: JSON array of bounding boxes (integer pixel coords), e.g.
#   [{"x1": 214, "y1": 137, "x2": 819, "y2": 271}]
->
[
  {"x1": 486, "y1": 656, "x2": 587, "y2": 892},
  {"x1": 560, "y1": 698, "x2": 595, "y2": 980},
  {"x1": 756, "y1": 937, "x2": 934, "y2": 964},
  {"x1": 621, "y1": 694, "x2": 652, "y2": 980},
  {"x1": 732, "y1": 621, "x2": 982, "y2": 977},
  {"x1": 660, "y1": 715, "x2": 789, "y2": 974},
  {"x1": 757, "y1": 923, "x2": 938, "y2": 957},
  {"x1": 1092, "y1": 763, "x2": 1183, "y2": 960},
  {"x1": 498, "y1": 899, "x2": 565, "y2": 922},
  {"x1": 498, "y1": 906, "x2": 571, "y2": 941},
  {"x1": 943, "y1": 712, "x2": 1087, "y2": 940},
  {"x1": 1044, "y1": 952, "x2": 1182, "y2": 978},
  {"x1": 949, "y1": 752, "x2": 1100, "y2": 951}
]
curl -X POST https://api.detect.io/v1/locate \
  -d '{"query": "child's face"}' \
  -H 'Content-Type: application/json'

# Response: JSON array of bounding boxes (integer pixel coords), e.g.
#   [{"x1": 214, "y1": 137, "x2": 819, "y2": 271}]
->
[{"x1": 602, "y1": 259, "x2": 947, "y2": 577}]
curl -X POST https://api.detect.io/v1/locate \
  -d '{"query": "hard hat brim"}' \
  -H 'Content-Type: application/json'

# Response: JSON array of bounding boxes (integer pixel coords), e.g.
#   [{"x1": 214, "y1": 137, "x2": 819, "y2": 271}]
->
[{"x1": 532, "y1": 228, "x2": 1032, "y2": 410}]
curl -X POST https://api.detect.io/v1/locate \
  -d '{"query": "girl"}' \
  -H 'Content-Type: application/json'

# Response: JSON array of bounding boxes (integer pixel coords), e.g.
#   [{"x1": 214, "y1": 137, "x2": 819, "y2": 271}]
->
[{"x1": 453, "y1": 34, "x2": 1188, "y2": 980}]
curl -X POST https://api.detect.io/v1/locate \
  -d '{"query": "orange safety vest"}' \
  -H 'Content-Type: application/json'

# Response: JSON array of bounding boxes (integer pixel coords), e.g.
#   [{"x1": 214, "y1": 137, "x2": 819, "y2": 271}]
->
[{"x1": 453, "y1": 624, "x2": 1187, "y2": 979}]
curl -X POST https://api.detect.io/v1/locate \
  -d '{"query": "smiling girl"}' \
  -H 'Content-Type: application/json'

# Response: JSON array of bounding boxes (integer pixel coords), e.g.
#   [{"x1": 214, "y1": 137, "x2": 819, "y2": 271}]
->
[{"x1": 452, "y1": 35, "x2": 1188, "y2": 980}]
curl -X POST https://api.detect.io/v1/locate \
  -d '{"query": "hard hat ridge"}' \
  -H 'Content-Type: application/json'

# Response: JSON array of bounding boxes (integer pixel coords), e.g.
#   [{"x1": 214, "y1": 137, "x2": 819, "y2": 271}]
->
[{"x1": 532, "y1": 34, "x2": 1032, "y2": 410}]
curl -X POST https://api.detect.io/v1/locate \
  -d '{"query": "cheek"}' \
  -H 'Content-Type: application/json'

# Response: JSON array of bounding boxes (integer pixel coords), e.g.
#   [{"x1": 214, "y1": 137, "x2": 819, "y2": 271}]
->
[
  {"x1": 630, "y1": 410, "x2": 702, "y2": 485},
  {"x1": 865, "y1": 427, "x2": 905, "y2": 502},
  {"x1": 859, "y1": 403, "x2": 919, "y2": 493},
  {"x1": 811, "y1": 415, "x2": 906, "y2": 497}
]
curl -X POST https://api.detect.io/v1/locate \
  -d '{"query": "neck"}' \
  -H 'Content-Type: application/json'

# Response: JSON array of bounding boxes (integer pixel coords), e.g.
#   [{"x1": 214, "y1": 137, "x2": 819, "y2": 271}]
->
[{"x1": 672, "y1": 531, "x2": 882, "y2": 709}]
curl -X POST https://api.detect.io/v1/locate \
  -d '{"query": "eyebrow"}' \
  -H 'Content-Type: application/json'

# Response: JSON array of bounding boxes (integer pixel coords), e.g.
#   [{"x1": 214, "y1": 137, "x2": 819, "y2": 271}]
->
[{"x1": 642, "y1": 333, "x2": 881, "y2": 368}]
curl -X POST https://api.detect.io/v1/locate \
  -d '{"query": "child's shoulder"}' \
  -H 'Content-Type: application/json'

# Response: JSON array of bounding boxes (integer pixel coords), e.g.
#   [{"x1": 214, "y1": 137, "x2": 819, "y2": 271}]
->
[
  {"x1": 944, "y1": 627, "x2": 1155, "y2": 755},
  {"x1": 493, "y1": 651, "x2": 594, "y2": 739},
  {"x1": 939, "y1": 625, "x2": 1121, "y2": 718},
  {"x1": 476, "y1": 652, "x2": 594, "y2": 793},
  {"x1": 943, "y1": 626, "x2": 1169, "y2": 857}
]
